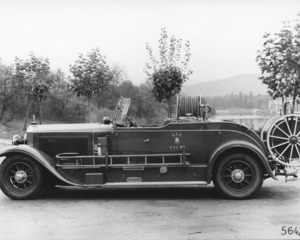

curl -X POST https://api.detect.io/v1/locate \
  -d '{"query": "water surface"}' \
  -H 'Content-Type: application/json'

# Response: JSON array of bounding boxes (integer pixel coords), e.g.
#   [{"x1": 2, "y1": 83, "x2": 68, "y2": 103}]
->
[{"x1": 212, "y1": 114, "x2": 272, "y2": 130}]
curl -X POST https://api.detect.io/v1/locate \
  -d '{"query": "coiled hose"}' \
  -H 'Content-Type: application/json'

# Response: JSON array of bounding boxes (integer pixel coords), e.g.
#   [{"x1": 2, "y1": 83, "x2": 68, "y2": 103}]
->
[{"x1": 178, "y1": 96, "x2": 200, "y2": 117}]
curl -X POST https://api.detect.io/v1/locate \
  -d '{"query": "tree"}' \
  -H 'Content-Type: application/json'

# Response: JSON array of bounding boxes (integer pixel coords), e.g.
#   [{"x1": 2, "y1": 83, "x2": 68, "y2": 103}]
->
[
  {"x1": 0, "y1": 62, "x2": 15, "y2": 120},
  {"x1": 137, "y1": 83, "x2": 161, "y2": 121},
  {"x1": 0, "y1": 61, "x2": 27, "y2": 123},
  {"x1": 14, "y1": 53, "x2": 51, "y2": 130},
  {"x1": 256, "y1": 15, "x2": 300, "y2": 108},
  {"x1": 110, "y1": 64, "x2": 127, "y2": 86},
  {"x1": 145, "y1": 28, "x2": 192, "y2": 117},
  {"x1": 47, "y1": 69, "x2": 71, "y2": 119},
  {"x1": 69, "y1": 48, "x2": 112, "y2": 123},
  {"x1": 94, "y1": 85, "x2": 120, "y2": 111}
]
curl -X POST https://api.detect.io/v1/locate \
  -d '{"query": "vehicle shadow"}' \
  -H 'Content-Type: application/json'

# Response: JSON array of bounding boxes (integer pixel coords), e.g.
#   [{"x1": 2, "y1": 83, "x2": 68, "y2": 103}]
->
[
  {"x1": 37, "y1": 183, "x2": 300, "y2": 201},
  {"x1": 38, "y1": 185, "x2": 221, "y2": 200}
]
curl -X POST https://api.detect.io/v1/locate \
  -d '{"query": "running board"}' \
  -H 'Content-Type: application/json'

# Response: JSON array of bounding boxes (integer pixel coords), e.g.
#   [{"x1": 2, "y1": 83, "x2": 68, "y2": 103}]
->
[{"x1": 96, "y1": 181, "x2": 208, "y2": 187}]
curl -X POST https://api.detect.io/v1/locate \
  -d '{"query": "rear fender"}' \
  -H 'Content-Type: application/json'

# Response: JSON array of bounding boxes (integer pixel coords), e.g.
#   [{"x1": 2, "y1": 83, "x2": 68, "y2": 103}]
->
[
  {"x1": 207, "y1": 140, "x2": 277, "y2": 183},
  {"x1": 0, "y1": 145, "x2": 81, "y2": 186}
]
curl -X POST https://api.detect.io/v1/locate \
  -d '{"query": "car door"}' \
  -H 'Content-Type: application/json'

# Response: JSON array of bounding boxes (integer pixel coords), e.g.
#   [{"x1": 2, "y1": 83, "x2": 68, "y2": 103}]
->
[
  {"x1": 114, "y1": 128, "x2": 150, "y2": 166},
  {"x1": 116, "y1": 129, "x2": 150, "y2": 154}
]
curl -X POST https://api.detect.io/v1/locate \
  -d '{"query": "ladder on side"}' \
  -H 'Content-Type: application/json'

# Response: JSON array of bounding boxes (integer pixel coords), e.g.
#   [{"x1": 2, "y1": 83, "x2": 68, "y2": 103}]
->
[{"x1": 56, "y1": 151, "x2": 190, "y2": 169}]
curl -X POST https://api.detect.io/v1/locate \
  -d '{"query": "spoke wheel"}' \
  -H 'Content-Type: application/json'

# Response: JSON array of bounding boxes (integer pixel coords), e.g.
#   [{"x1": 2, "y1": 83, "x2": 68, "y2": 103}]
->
[
  {"x1": 213, "y1": 153, "x2": 263, "y2": 199},
  {"x1": 260, "y1": 115, "x2": 281, "y2": 143},
  {"x1": 6, "y1": 162, "x2": 34, "y2": 191},
  {"x1": 0, "y1": 155, "x2": 43, "y2": 200},
  {"x1": 267, "y1": 114, "x2": 300, "y2": 164},
  {"x1": 222, "y1": 161, "x2": 254, "y2": 192}
]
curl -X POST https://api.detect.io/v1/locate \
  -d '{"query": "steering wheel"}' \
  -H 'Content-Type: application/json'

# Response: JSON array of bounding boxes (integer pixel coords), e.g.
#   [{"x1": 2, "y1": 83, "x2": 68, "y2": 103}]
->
[{"x1": 126, "y1": 115, "x2": 139, "y2": 127}]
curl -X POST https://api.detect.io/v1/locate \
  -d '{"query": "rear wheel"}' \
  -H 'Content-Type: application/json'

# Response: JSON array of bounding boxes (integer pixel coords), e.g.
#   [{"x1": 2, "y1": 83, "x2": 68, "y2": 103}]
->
[
  {"x1": 213, "y1": 153, "x2": 263, "y2": 199},
  {"x1": 0, "y1": 155, "x2": 43, "y2": 200}
]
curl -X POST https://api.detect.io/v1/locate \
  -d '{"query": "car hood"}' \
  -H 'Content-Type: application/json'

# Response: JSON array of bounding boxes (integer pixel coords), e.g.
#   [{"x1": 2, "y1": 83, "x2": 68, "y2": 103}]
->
[{"x1": 27, "y1": 123, "x2": 113, "y2": 133}]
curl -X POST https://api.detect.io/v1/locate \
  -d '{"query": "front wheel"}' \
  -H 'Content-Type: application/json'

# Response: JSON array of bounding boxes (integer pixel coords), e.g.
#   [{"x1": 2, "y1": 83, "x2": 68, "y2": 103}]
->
[
  {"x1": 0, "y1": 155, "x2": 44, "y2": 200},
  {"x1": 213, "y1": 153, "x2": 263, "y2": 199}
]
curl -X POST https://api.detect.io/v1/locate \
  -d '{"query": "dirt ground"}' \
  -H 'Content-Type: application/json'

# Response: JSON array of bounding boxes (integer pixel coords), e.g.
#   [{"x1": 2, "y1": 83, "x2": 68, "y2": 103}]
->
[{"x1": 0, "y1": 140, "x2": 299, "y2": 240}]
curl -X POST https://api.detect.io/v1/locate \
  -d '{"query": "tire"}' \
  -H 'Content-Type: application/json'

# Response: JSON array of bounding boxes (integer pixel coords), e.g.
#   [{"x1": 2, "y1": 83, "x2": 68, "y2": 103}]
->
[
  {"x1": 213, "y1": 153, "x2": 263, "y2": 199},
  {"x1": 0, "y1": 155, "x2": 44, "y2": 200}
]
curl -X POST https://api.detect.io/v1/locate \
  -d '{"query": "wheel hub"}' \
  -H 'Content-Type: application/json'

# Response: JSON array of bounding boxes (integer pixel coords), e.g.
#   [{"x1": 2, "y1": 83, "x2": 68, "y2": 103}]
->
[
  {"x1": 231, "y1": 169, "x2": 245, "y2": 183},
  {"x1": 15, "y1": 170, "x2": 27, "y2": 184},
  {"x1": 289, "y1": 135, "x2": 298, "y2": 145}
]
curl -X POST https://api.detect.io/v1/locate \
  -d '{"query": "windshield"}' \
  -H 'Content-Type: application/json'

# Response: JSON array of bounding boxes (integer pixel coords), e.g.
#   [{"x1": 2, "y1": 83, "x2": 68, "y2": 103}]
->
[{"x1": 114, "y1": 97, "x2": 131, "y2": 125}]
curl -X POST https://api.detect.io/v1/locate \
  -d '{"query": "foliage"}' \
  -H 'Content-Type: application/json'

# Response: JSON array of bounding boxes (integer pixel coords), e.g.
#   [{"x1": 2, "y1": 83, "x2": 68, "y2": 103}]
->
[
  {"x1": 1, "y1": 57, "x2": 170, "y2": 125},
  {"x1": 110, "y1": 64, "x2": 127, "y2": 86},
  {"x1": 94, "y1": 85, "x2": 120, "y2": 110},
  {"x1": 149, "y1": 66, "x2": 186, "y2": 102},
  {"x1": 145, "y1": 28, "x2": 192, "y2": 117},
  {"x1": 0, "y1": 51, "x2": 189, "y2": 126},
  {"x1": 256, "y1": 14, "x2": 300, "y2": 107},
  {"x1": 14, "y1": 53, "x2": 51, "y2": 129},
  {"x1": 0, "y1": 63, "x2": 15, "y2": 120},
  {"x1": 47, "y1": 70, "x2": 72, "y2": 119},
  {"x1": 14, "y1": 53, "x2": 51, "y2": 101},
  {"x1": 69, "y1": 48, "x2": 113, "y2": 122}
]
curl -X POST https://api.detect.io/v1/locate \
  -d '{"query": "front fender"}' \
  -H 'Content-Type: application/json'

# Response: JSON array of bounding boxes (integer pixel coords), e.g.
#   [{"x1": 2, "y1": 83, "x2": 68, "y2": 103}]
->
[
  {"x1": 0, "y1": 145, "x2": 81, "y2": 186},
  {"x1": 206, "y1": 140, "x2": 278, "y2": 182}
]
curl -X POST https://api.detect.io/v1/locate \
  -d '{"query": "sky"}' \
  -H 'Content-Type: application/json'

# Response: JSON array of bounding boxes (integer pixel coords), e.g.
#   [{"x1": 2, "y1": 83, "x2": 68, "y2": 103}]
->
[{"x1": 0, "y1": 0, "x2": 300, "y2": 85}]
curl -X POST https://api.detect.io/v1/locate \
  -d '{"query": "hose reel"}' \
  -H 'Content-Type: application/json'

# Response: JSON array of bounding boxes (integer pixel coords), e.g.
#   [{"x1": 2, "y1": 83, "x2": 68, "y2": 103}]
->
[
  {"x1": 266, "y1": 113, "x2": 300, "y2": 167},
  {"x1": 177, "y1": 96, "x2": 211, "y2": 120},
  {"x1": 261, "y1": 101, "x2": 299, "y2": 182},
  {"x1": 178, "y1": 96, "x2": 199, "y2": 118},
  {"x1": 262, "y1": 100, "x2": 300, "y2": 167}
]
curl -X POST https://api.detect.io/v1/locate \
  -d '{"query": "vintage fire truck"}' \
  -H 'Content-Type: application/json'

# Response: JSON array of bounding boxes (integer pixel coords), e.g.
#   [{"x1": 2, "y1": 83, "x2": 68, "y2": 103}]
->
[{"x1": 0, "y1": 96, "x2": 299, "y2": 200}]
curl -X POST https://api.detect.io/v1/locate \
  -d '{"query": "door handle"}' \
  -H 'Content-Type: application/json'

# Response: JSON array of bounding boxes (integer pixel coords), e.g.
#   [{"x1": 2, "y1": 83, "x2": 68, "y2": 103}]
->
[{"x1": 143, "y1": 139, "x2": 149, "y2": 143}]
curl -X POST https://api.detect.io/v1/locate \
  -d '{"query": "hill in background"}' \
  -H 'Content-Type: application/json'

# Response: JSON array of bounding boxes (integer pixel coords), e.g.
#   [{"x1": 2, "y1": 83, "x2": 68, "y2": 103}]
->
[{"x1": 182, "y1": 73, "x2": 268, "y2": 97}]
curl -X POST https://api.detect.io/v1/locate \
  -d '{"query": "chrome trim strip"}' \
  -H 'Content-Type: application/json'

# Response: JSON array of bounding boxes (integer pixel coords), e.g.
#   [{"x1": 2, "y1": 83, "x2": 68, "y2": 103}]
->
[
  {"x1": 56, "y1": 163, "x2": 207, "y2": 169},
  {"x1": 57, "y1": 163, "x2": 187, "y2": 169},
  {"x1": 124, "y1": 166, "x2": 145, "y2": 170},
  {"x1": 115, "y1": 130, "x2": 204, "y2": 133},
  {"x1": 56, "y1": 153, "x2": 190, "y2": 159}
]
